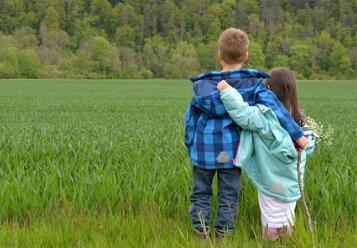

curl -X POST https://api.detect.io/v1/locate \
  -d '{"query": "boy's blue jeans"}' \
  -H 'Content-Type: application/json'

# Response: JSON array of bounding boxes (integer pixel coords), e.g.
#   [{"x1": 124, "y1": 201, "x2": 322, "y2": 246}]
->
[{"x1": 189, "y1": 166, "x2": 242, "y2": 232}]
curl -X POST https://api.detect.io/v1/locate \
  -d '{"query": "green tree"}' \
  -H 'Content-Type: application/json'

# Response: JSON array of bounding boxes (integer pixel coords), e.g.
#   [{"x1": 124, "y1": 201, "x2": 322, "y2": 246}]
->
[
  {"x1": 197, "y1": 41, "x2": 219, "y2": 71},
  {"x1": 242, "y1": 0, "x2": 260, "y2": 15},
  {"x1": 265, "y1": 36, "x2": 284, "y2": 68},
  {"x1": 208, "y1": 19, "x2": 221, "y2": 40},
  {"x1": 328, "y1": 42, "x2": 352, "y2": 76},
  {"x1": 141, "y1": 68, "x2": 153, "y2": 79},
  {"x1": 273, "y1": 54, "x2": 289, "y2": 68},
  {"x1": 89, "y1": 0, "x2": 112, "y2": 32},
  {"x1": 247, "y1": 14, "x2": 266, "y2": 46},
  {"x1": 103, "y1": 46, "x2": 121, "y2": 78},
  {"x1": 85, "y1": 36, "x2": 108, "y2": 60},
  {"x1": 314, "y1": 30, "x2": 336, "y2": 72},
  {"x1": 75, "y1": 36, "x2": 121, "y2": 78},
  {"x1": 43, "y1": 6, "x2": 60, "y2": 30},
  {"x1": 247, "y1": 42, "x2": 265, "y2": 70},
  {"x1": 0, "y1": 0, "x2": 355, "y2": 79},
  {"x1": 17, "y1": 49, "x2": 41, "y2": 78},
  {"x1": 0, "y1": 34, "x2": 17, "y2": 48},
  {"x1": 143, "y1": 36, "x2": 169, "y2": 77},
  {"x1": 38, "y1": 28, "x2": 69, "y2": 65},
  {"x1": 70, "y1": 53, "x2": 95, "y2": 78},
  {"x1": 40, "y1": 27, "x2": 69, "y2": 51},
  {"x1": 220, "y1": 0, "x2": 236, "y2": 28},
  {"x1": 0, "y1": 63, "x2": 16, "y2": 78},
  {"x1": 0, "y1": 0, "x2": 25, "y2": 32},
  {"x1": 126, "y1": 64, "x2": 140, "y2": 79},
  {"x1": 202, "y1": 3, "x2": 224, "y2": 33},
  {"x1": 118, "y1": 47, "x2": 140, "y2": 76},
  {"x1": 0, "y1": 47, "x2": 20, "y2": 78},
  {"x1": 163, "y1": 42, "x2": 200, "y2": 79},
  {"x1": 114, "y1": 25, "x2": 135, "y2": 48},
  {"x1": 69, "y1": 18, "x2": 97, "y2": 51},
  {"x1": 13, "y1": 27, "x2": 38, "y2": 49},
  {"x1": 110, "y1": 3, "x2": 144, "y2": 44},
  {"x1": 159, "y1": 0, "x2": 179, "y2": 41},
  {"x1": 288, "y1": 41, "x2": 312, "y2": 78}
]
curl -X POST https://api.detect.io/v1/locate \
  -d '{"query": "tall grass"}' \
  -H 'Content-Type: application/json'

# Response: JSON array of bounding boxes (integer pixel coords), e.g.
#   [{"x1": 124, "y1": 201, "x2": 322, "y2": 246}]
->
[{"x1": 0, "y1": 79, "x2": 356, "y2": 246}]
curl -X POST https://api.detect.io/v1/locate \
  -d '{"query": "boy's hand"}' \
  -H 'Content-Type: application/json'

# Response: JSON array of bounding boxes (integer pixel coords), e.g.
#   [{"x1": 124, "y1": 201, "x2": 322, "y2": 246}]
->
[
  {"x1": 217, "y1": 80, "x2": 230, "y2": 91},
  {"x1": 296, "y1": 136, "x2": 308, "y2": 149}
]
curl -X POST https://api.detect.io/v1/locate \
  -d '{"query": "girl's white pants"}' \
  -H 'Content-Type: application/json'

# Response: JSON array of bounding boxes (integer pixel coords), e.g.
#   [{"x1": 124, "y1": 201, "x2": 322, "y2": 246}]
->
[{"x1": 258, "y1": 191, "x2": 297, "y2": 228}]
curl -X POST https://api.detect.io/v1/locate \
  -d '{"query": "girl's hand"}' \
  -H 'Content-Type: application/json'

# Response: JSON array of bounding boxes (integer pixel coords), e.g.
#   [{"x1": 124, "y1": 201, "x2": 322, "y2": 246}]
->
[
  {"x1": 296, "y1": 135, "x2": 308, "y2": 149},
  {"x1": 217, "y1": 80, "x2": 230, "y2": 91}
]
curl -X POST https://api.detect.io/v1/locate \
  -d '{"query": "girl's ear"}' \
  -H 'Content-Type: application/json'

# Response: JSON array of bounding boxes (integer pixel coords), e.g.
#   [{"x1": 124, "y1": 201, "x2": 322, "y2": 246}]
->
[
  {"x1": 218, "y1": 50, "x2": 222, "y2": 61},
  {"x1": 265, "y1": 81, "x2": 270, "y2": 89},
  {"x1": 245, "y1": 51, "x2": 249, "y2": 61}
]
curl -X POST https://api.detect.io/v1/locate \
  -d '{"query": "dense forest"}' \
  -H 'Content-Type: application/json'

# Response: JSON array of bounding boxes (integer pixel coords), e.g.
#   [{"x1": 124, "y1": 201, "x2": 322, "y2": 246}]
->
[{"x1": 0, "y1": 0, "x2": 356, "y2": 79}]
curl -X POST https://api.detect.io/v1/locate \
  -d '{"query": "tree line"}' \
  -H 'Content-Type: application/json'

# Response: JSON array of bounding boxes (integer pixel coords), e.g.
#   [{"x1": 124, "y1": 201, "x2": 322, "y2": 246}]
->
[{"x1": 0, "y1": 0, "x2": 356, "y2": 79}]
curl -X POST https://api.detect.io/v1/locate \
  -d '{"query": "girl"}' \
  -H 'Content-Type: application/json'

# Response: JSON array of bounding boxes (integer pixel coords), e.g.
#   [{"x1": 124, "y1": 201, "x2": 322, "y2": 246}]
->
[{"x1": 217, "y1": 67, "x2": 315, "y2": 240}]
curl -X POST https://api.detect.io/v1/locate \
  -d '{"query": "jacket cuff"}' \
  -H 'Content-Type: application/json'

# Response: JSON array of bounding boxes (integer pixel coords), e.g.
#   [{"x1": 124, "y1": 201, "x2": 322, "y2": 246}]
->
[{"x1": 291, "y1": 129, "x2": 304, "y2": 141}]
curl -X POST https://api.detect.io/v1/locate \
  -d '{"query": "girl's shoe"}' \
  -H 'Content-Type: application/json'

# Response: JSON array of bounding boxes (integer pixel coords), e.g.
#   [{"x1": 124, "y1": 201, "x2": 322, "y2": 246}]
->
[
  {"x1": 262, "y1": 227, "x2": 280, "y2": 240},
  {"x1": 278, "y1": 226, "x2": 293, "y2": 239},
  {"x1": 262, "y1": 226, "x2": 292, "y2": 240}
]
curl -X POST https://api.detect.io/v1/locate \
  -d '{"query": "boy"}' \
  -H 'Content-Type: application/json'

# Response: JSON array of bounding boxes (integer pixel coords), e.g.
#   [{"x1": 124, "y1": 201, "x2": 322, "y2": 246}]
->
[{"x1": 184, "y1": 28, "x2": 307, "y2": 238}]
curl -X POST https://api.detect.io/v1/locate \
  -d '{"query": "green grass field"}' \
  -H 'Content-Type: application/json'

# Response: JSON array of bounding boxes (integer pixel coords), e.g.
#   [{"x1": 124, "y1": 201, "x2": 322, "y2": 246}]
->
[{"x1": 0, "y1": 79, "x2": 356, "y2": 247}]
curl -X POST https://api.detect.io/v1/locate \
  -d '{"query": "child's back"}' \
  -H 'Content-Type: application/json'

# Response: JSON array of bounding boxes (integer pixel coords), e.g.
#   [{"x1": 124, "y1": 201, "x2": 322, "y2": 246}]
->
[
  {"x1": 184, "y1": 28, "x2": 304, "y2": 238},
  {"x1": 217, "y1": 68, "x2": 316, "y2": 240},
  {"x1": 186, "y1": 68, "x2": 274, "y2": 168},
  {"x1": 185, "y1": 29, "x2": 304, "y2": 169}
]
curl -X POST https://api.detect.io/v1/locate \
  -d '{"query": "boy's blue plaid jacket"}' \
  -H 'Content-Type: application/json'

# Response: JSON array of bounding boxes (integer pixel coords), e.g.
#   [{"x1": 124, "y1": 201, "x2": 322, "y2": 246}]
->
[{"x1": 184, "y1": 68, "x2": 303, "y2": 169}]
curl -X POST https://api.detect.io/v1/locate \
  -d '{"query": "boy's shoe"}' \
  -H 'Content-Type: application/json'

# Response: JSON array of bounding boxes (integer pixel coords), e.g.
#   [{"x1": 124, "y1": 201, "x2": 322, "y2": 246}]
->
[
  {"x1": 192, "y1": 226, "x2": 210, "y2": 239},
  {"x1": 215, "y1": 228, "x2": 233, "y2": 239}
]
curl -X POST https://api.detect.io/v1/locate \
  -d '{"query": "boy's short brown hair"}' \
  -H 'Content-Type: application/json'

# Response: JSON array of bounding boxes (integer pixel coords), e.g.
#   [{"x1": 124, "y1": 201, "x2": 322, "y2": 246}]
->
[{"x1": 218, "y1": 28, "x2": 249, "y2": 64}]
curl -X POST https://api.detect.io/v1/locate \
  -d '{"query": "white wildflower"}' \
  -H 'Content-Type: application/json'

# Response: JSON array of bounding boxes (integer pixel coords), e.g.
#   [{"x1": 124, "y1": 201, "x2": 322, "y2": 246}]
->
[{"x1": 304, "y1": 116, "x2": 334, "y2": 146}]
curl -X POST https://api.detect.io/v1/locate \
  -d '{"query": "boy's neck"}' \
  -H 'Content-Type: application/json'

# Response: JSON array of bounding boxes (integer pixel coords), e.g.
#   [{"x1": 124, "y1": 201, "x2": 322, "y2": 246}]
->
[{"x1": 221, "y1": 62, "x2": 244, "y2": 72}]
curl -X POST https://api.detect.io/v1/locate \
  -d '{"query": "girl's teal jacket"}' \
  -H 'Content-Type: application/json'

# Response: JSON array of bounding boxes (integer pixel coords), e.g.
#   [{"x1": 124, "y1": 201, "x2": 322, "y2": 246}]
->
[{"x1": 220, "y1": 86, "x2": 315, "y2": 202}]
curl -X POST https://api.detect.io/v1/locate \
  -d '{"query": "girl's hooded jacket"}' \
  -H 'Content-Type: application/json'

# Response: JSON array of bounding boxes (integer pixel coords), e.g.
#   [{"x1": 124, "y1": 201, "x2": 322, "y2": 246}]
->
[{"x1": 220, "y1": 86, "x2": 315, "y2": 202}]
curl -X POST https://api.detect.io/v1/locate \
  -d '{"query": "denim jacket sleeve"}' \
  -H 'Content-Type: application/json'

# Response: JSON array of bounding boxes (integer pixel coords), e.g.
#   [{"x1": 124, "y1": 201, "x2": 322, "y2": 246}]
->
[{"x1": 253, "y1": 81, "x2": 303, "y2": 141}]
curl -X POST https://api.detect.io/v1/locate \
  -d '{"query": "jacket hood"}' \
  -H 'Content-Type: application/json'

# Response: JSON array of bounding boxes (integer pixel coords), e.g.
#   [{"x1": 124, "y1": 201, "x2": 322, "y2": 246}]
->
[
  {"x1": 190, "y1": 67, "x2": 271, "y2": 83},
  {"x1": 192, "y1": 91, "x2": 227, "y2": 118},
  {"x1": 190, "y1": 68, "x2": 271, "y2": 118}
]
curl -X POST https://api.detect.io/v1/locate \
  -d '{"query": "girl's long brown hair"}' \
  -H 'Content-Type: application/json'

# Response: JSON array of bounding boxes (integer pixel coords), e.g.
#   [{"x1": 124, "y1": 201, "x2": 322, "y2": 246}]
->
[{"x1": 265, "y1": 67, "x2": 302, "y2": 124}]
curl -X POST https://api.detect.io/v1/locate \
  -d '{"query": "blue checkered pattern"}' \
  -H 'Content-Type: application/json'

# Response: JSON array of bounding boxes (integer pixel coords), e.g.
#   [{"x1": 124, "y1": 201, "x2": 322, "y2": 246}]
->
[{"x1": 184, "y1": 68, "x2": 303, "y2": 169}]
